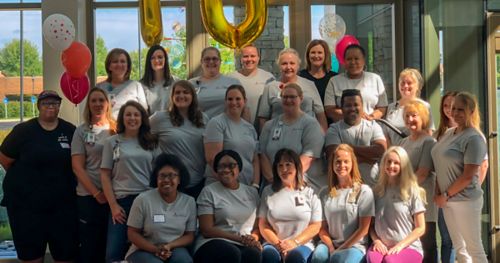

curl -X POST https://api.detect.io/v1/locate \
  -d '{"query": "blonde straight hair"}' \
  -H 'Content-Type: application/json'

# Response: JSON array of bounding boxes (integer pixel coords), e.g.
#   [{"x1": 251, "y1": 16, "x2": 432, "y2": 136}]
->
[
  {"x1": 327, "y1": 144, "x2": 362, "y2": 197},
  {"x1": 373, "y1": 146, "x2": 426, "y2": 203}
]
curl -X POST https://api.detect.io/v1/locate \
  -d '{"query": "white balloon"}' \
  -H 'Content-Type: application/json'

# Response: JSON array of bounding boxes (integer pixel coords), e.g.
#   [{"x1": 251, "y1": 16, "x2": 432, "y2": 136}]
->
[
  {"x1": 43, "y1": 14, "x2": 75, "y2": 51},
  {"x1": 319, "y1": 13, "x2": 346, "y2": 50}
]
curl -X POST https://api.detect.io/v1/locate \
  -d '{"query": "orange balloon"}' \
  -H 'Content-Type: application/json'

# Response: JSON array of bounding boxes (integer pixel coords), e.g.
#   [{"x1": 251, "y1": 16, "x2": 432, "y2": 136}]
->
[
  {"x1": 140, "y1": 0, "x2": 163, "y2": 47},
  {"x1": 61, "y1": 41, "x2": 92, "y2": 78},
  {"x1": 200, "y1": 0, "x2": 267, "y2": 49}
]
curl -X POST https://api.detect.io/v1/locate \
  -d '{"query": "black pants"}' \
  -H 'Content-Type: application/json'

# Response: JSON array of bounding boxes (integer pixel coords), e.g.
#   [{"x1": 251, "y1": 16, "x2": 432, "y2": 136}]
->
[
  {"x1": 421, "y1": 222, "x2": 438, "y2": 263},
  {"x1": 77, "y1": 195, "x2": 109, "y2": 263},
  {"x1": 193, "y1": 239, "x2": 261, "y2": 263}
]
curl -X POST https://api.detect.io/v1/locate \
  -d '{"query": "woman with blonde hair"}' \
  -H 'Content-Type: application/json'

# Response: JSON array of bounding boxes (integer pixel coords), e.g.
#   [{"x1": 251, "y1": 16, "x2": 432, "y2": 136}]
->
[
  {"x1": 311, "y1": 144, "x2": 374, "y2": 263},
  {"x1": 258, "y1": 48, "x2": 327, "y2": 132},
  {"x1": 367, "y1": 146, "x2": 426, "y2": 263},
  {"x1": 431, "y1": 92, "x2": 488, "y2": 263},
  {"x1": 71, "y1": 87, "x2": 116, "y2": 262},
  {"x1": 399, "y1": 100, "x2": 437, "y2": 262}
]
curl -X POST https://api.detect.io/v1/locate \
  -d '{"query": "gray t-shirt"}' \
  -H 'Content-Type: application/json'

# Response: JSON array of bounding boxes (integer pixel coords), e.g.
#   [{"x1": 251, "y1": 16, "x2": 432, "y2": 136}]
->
[
  {"x1": 96, "y1": 80, "x2": 148, "y2": 119},
  {"x1": 325, "y1": 119, "x2": 386, "y2": 187},
  {"x1": 189, "y1": 75, "x2": 242, "y2": 119},
  {"x1": 71, "y1": 123, "x2": 112, "y2": 196},
  {"x1": 319, "y1": 184, "x2": 375, "y2": 253},
  {"x1": 384, "y1": 99, "x2": 435, "y2": 145},
  {"x1": 258, "y1": 185, "x2": 322, "y2": 250},
  {"x1": 204, "y1": 113, "x2": 258, "y2": 185},
  {"x1": 431, "y1": 127, "x2": 487, "y2": 201},
  {"x1": 260, "y1": 114, "x2": 326, "y2": 192},
  {"x1": 324, "y1": 72, "x2": 388, "y2": 115},
  {"x1": 150, "y1": 111, "x2": 209, "y2": 188},
  {"x1": 374, "y1": 186, "x2": 426, "y2": 255},
  {"x1": 228, "y1": 69, "x2": 275, "y2": 126},
  {"x1": 257, "y1": 76, "x2": 324, "y2": 119},
  {"x1": 399, "y1": 135, "x2": 437, "y2": 222},
  {"x1": 101, "y1": 134, "x2": 159, "y2": 198},
  {"x1": 142, "y1": 76, "x2": 179, "y2": 115},
  {"x1": 126, "y1": 190, "x2": 196, "y2": 257},
  {"x1": 195, "y1": 182, "x2": 259, "y2": 251}
]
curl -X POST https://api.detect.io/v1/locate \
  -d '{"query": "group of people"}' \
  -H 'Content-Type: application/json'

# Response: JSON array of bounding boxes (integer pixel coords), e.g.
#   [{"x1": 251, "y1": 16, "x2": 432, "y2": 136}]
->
[{"x1": 0, "y1": 39, "x2": 489, "y2": 263}]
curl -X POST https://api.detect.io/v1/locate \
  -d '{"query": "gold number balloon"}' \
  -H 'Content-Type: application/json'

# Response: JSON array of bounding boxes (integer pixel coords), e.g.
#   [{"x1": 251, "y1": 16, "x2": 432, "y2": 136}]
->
[
  {"x1": 200, "y1": 0, "x2": 267, "y2": 49},
  {"x1": 139, "y1": 0, "x2": 163, "y2": 47}
]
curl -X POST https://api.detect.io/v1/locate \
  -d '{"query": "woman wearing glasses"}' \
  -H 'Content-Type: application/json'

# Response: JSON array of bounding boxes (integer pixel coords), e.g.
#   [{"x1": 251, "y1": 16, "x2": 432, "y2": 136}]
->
[
  {"x1": 126, "y1": 153, "x2": 196, "y2": 263},
  {"x1": 0, "y1": 90, "x2": 78, "y2": 262},
  {"x1": 189, "y1": 47, "x2": 242, "y2": 119},
  {"x1": 194, "y1": 150, "x2": 261, "y2": 263}
]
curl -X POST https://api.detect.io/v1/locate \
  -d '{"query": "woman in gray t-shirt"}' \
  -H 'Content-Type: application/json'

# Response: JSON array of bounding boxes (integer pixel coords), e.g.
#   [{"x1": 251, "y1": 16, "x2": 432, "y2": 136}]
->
[
  {"x1": 100, "y1": 101, "x2": 159, "y2": 262},
  {"x1": 311, "y1": 144, "x2": 374, "y2": 263},
  {"x1": 259, "y1": 149, "x2": 322, "y2": 263},
  {"x1": 194, "y1": 150, "x2": 261, "y2": 263},
  {"x1": 431, "y1": 92, "x2": 488, "y2": 263},
  {"x1": 126, "y1": 154, "x2": 196, "y2": 263},
  {"x1": 367, "y1": 146, "x2": 426, "y2": 263},
  {"x1": 150, "y1": 80, "x2": 208, "y2": 198},
  {"x1": 71, "y1": 87, "x2": 116, "y2": 263}
]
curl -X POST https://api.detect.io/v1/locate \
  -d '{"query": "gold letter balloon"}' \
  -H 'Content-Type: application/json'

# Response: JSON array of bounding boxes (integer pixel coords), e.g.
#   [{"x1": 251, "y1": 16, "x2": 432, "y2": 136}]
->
[
  {"x1": 139, "y1": 0, "x2": 163, "y2": 47},
  {"x1": 200, "y1": 0, "x2": 268, "y2": 49}
]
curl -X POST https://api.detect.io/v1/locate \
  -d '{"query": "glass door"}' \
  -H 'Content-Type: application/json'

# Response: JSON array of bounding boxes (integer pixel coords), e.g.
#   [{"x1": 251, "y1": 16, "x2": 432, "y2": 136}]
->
[{"x1": 486, "y1": 12, "x2": 500, "y2": 263}]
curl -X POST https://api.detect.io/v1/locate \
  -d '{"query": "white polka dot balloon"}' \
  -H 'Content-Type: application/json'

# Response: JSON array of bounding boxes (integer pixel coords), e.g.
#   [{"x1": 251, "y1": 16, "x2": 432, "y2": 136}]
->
[{"x1": 42, "y1": 13, "x2": 75, "y2": 51}]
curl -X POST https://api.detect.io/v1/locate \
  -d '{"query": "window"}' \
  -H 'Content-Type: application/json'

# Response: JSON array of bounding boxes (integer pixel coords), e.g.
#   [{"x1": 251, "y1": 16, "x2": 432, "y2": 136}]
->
[{"x1": 311, "y1": 4, "x2": 396, "y2": 101}]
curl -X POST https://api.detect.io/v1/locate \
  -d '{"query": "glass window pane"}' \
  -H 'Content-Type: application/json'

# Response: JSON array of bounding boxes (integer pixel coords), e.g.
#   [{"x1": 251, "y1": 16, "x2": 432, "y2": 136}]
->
[
  {"x1": 311, "y1": 4, "x2": 395, "y2": 101},
  {"x1": 161, "y1": 6, "x2": 187, "y2": 79},
  {"x1": 95, "y1": 8, "x2": 140, "y2": 81}
]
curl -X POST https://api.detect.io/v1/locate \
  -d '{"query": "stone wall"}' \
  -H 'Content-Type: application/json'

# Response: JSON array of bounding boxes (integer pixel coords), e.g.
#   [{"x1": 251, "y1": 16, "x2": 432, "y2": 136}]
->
[{"x1": 234, "y1": 6, "x2": 285, "y2": 77}]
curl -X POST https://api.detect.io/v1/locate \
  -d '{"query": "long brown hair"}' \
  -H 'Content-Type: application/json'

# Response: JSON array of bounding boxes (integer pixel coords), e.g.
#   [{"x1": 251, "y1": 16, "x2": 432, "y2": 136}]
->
[
  {"x1": 436, "y1": 91, "x2": 458, "y2": 140},
  {"x1": 83, "y1": 87, "x2": 116, "y2": 133},
  {"x1": 116, "y1": 101, "x2": 158, "y2": 150},
  {"x1": 168, "y1": 80, "x2": 205, "y2": 128},
  {"x1": 305, "y1": 39, "x2": 331, "y2": 72}
]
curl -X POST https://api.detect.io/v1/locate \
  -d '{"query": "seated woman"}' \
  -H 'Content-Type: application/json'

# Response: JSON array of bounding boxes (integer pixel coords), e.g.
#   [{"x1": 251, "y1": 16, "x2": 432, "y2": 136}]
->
[
  {"x1": 194, "y1": 150, "x2": 262, "y2": 263},
  {"x1": 311, "y1": 144, "x2": 374, "y2": 263},
  {"x1": 126, "y1": 153, "x2": 196, "y2": 263},
  {"x1": 259, "y1": 148, "x2": 322, "y2": 263},
  {"x1": 367, "y1": 146, "x2": 426, "y2": 263}
]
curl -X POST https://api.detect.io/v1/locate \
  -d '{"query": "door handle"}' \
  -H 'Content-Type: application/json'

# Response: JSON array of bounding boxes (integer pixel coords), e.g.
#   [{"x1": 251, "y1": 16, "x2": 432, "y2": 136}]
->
[{"x1": 489, "y1": 131, "x2": 498, "y2": 138}]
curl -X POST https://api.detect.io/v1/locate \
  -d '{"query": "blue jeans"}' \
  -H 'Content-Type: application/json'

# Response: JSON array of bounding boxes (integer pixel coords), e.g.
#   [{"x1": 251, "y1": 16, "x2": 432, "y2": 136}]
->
[
  {"x1": 126, "y1": 248, "x2": 193, "y2": 263},
  {"x1": 262, "y1": 244, "x2": 312, "y2": 263},
  {"x1": 438, "y1": 208, "x2": 455, "y2": 263},
  {"x1": 311, "y1": 244, "x2": 364, "y2": 263},
  {"x1": 105, "y1": 195, "x2": 138, "y2": 263}
]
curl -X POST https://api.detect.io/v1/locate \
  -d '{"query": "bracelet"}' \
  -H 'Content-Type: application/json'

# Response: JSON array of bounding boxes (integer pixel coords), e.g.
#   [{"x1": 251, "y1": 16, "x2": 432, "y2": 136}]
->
[
  {"x1": 252, "y1": 183, "x2": 260, "y2": 189},
  {"x1": 93, "y1": 191, "x2": 101, "y2": 198},
  {"x1": 293, "y1": 239, "x2": 300, "y2": 246}
]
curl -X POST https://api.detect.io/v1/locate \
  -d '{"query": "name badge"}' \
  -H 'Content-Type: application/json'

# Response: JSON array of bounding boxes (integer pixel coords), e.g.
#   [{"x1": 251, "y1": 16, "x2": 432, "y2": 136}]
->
[
  {"x1": 153, "y1": 214, "x2": 165, "y2": 223},
  {"x1": 85, "y1": 132, "x2": 96, "y2": 144},
  {"x1": 295, "y1": 195, "x2": 305, "y2": 206},
  {"x1": 60, "y1": 142, "x2": 70, "y2": 149},
  {"x1": 112, "y1": 144, "x2": 120, "y2": 161}
]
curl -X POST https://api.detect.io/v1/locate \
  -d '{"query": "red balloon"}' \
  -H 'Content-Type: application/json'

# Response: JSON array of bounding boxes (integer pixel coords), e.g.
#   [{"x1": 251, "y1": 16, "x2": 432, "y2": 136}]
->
[
  {"x1": 60, "y1": 72, "x2": 89, "y2": 105},
  {"x1": 61, "y1": 41, "x2": 92, "y2": 78},
  {"x1": 335, "y1": 35, "x2": 360, "y2": 65}
]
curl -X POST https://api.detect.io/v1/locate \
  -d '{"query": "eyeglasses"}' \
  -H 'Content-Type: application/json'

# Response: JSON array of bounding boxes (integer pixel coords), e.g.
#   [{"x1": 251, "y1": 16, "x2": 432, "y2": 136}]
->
[
  {"x1": 158, "y1": 173, "x2": 178, "y2": 180},
  {"x1": 282, "y1": 95, "x2": 298, "y2": 100},
  {"x1": 203, "y1": 57, "x2": 220, "y2": 63},
  {"x1": 39, "y1": 101, "x2": 61, "y2": 107},
  {"x1": 217, "y1": 162, "x2": 238, "y2": 171}
]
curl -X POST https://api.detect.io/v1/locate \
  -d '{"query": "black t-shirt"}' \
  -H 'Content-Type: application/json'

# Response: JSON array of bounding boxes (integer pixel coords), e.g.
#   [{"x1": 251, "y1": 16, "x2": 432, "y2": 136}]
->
[
  {"x1": 0, "y1": 118, "x2": 76, "y2": 211},
  {"x1": 298, "y1": 69, "x2": 337, "y2": 104}
]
